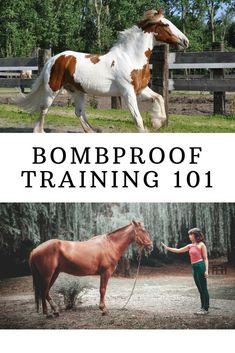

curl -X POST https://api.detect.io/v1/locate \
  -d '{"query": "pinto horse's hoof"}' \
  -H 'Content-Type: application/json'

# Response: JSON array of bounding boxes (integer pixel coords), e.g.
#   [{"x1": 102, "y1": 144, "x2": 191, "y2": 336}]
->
[{"x1": 53, "y1": 311, "x2": 60, "y2": 317}]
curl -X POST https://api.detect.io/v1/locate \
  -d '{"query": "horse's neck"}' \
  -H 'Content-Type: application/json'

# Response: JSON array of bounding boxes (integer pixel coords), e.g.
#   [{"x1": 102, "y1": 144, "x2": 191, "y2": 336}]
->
[
  {"x1": 111, "y1": 26, "x2": 154, "y2": 63},
  {"x1": 107, "y1": 224, "x2": 135, "y2": 256}
]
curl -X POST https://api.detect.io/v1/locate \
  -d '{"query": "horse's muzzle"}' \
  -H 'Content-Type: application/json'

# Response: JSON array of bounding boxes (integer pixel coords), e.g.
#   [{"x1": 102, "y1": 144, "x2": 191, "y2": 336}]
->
[
  {"x1": 145, "y1": 243, "x2": 153, "y2": 253},
  {"x1": 178, "y1": 37, "x2": 189, "y2": 50}
]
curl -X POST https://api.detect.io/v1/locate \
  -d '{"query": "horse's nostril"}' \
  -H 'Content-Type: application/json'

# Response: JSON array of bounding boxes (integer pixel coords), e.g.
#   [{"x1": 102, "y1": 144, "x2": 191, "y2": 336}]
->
[{"x1": 184, "y1": 39, "x2": 189, "y2": 48}]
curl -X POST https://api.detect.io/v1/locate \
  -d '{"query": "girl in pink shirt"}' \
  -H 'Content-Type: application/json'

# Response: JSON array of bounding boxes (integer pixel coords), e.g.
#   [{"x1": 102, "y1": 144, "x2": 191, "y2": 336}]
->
[{"x1": 161, "y1": 228, "x2": 209, "y2": 315}]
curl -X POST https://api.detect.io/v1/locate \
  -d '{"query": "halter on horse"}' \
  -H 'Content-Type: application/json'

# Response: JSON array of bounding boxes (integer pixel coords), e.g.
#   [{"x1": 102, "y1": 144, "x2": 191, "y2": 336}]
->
[
  {"x1": 16, "y1": 9, "x2": 189, "y2": 133},
  {"x1": 29, "y1": 220, "x2": 152, "y2": 317}
]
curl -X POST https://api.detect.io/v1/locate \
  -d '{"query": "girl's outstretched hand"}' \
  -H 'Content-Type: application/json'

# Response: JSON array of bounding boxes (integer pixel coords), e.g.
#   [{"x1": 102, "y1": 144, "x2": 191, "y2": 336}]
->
[{"x1": 160, "y1": 242, "x2": 167, "y2": 249}]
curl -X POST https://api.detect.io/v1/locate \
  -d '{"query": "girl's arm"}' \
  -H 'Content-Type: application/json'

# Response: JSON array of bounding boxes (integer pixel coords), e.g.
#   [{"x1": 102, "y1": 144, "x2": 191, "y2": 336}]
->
[
  {"x1": 201, "y1": 243, "x2": 209, "y2": 278},
  {"x1": 161, "y1": 242, "x2": 190, "y2": 254}
]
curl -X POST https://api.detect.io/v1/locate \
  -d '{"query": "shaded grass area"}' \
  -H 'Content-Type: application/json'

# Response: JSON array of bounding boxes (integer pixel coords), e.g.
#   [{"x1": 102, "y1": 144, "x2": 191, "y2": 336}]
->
[{"x1": 0, "y1": 103, "x2": 235, "y2": 132}]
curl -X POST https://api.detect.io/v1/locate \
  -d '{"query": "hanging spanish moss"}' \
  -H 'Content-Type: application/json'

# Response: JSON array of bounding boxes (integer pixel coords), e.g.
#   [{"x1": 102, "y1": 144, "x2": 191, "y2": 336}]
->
[{"x1": 0, "y1": 203, "x2": 234, "y2": 277}]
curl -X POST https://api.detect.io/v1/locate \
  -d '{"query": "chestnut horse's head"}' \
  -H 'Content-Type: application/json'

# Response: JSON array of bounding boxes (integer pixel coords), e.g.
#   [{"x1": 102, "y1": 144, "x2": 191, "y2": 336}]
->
[
  {"x1": 138, "y1": 9, "x2": 189, "y2": 50},
  {"x1": 132, "y1": 220, "x2": 153, "y2": 253}
]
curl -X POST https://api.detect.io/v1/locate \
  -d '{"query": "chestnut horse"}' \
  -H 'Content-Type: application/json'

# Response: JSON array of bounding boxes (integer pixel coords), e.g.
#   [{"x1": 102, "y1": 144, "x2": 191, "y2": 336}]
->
[
  {"x1": 15, "y1": 9, "x2": 189, "y2": 133},
  {"x1": 29, "y1": 221, "x2": 152, "y2": 317}
]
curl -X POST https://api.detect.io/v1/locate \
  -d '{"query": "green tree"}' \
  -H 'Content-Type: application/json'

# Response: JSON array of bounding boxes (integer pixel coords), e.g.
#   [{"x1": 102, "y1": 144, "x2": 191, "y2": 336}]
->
[
  {"x1": 0, "y1": 0, "x2": 36, "y2": 56},
  {"x1": 204, "y1": 0, "x2": 235, "y2": 45},
  {"x1": 161, "y1": 0, "x2": 207, "y2": 51},
  {"x1": 54, "y1": 0, "x2": 85, "y2": 52},
  {"x1": 226, "y1": 21, "x2": 235, "y2": 48},
  {"x1": 34, "y1": 0, "x2": 59, "y2": 49}
]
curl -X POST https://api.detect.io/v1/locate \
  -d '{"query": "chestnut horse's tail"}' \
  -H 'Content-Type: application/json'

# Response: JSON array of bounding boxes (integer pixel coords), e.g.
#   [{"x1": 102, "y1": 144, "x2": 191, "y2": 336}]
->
[{"x1": 29, "y1": 255, "x2": 43, "y2": 312}]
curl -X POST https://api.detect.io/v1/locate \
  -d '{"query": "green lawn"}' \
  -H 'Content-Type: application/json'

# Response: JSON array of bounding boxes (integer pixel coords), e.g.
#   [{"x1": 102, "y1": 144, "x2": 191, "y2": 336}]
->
[{"x1": 0, "y1": 103, "x2": 235, "y2": 132}]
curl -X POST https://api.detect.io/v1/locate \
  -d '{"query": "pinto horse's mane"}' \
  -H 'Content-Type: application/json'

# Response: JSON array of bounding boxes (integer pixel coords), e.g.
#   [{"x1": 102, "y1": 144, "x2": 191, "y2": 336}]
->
[
  {"x1": 113, "y1": 9, "x2": 164, "y2": 48},
  {"x1": 112, "y1": 26, "x2": 143, "y2": 47}
]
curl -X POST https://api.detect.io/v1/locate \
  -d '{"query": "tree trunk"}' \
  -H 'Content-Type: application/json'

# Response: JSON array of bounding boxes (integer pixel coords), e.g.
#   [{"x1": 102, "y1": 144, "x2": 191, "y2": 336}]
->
[
  {"x1": 38, "y1": 48, "x2": 52, "y2": 74},
  {"x1": 111, "y1": 96, "x2": 122, "y2": 109},
  {"x1": 181, "y1": 1, "x2": 188, "y2": 78},
  {"x1": 206, "y1": 1, "x2": 216, "y2": 44},
  {"x1": 94, "y1": 0, "x2": 102, "y2": 52}
]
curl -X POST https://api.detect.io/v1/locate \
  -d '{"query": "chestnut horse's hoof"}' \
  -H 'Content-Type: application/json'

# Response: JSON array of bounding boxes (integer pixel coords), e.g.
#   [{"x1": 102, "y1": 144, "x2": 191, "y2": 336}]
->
[
  {"x1": 46, "y1": 313, "x2": 54, "y2": 319},
  {"x1": 101, "y1": 310, "x2": 108, "y2": 316}
]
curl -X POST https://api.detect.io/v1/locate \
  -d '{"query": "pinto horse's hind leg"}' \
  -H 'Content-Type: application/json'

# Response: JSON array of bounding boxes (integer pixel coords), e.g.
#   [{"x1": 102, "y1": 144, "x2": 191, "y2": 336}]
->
[
  {"x1": 71, "y1": 92, "x2": 96, "y2": 133},
  {"x1": 33, "y1": 91, "x2": 59, "y2": 133},
  {"x1": 138, "y1": 86, "x2": 167, "y2": 130},
  {"x1": 34, "y1": 108, "x2": 48, "y2": 133}
]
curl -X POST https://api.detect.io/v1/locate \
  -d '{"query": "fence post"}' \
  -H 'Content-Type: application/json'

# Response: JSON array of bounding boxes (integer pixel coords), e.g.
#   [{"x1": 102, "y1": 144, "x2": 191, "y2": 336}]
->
[
  {"x1": 212, "y1": 42, "x2": 225, "y2": 115},
  {"x1": 38, "y1": 48, "x2": 52, "y2": 74},
  {"x1": 111, "y1": 96, "x2": 122, "y2": 109},
  {"x1": 151, "y1": 44, "x2": 169, "y2": 125}
]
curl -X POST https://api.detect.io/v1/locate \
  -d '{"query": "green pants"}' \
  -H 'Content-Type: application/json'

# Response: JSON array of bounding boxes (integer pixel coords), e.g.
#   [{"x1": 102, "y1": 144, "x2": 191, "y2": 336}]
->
[{"x1": 192, "y1": 261, "x2": 209, "y2": 311}]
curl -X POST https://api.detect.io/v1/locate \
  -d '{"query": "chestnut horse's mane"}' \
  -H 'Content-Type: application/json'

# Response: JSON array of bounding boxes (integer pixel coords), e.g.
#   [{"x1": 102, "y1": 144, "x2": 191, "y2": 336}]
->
[{"x1": 106, "y1": 223, "x2": 132, "y2": 237}]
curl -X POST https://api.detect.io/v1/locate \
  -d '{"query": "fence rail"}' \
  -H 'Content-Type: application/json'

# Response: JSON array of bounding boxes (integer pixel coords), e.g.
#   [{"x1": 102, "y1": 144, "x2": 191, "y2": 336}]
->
[
  {"x1": 169, "y1": 78, "x2": 235, "y2": 92},
  {"x1": 168, "y1": 51, "x2": 235, "y2": 69},
  {"x1": 0, "y1": 78, "x2": 34, "y2": 88}
]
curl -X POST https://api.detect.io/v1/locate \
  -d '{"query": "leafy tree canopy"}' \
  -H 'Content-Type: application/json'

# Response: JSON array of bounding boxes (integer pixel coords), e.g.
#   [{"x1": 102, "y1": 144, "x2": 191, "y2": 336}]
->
[{"x1": 0, "y1": 0, "x2": 234, "y2": 57}]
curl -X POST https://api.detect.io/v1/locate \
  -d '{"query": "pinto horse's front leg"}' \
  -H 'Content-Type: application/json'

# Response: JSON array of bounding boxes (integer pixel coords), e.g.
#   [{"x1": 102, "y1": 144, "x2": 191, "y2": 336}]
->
[
  {"x1": 122, "y1": 90, "x2": 146, "y2": 132},
  {"x1": 138, "y1": 86, "x2": 167, "y2": 130},
  {"x1": 99, "y1": 270, "x2": 112, "y2": 315}
]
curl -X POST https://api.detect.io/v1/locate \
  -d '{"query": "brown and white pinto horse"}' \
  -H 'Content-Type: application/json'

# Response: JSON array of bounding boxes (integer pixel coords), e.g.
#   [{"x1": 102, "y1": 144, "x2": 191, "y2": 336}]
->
[
  {"x1": 29, "y1": 221, "x2": 152, "y2": 317},
  {"x1": 16, "y1": 9, "x2": 189, "y2": 133}
]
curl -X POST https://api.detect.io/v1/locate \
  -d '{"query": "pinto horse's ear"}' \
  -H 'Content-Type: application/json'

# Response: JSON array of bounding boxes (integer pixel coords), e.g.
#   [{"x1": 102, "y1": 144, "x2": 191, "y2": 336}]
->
[
  {"x1": 139, "y1": 9, "x2": 164, "y2": 29},
  {"x1": 143, "y1": 9, "x2": 164, "y2": 21},
  {"x1": 157, "y1": 9, "x2": 164, "y2": 16}
]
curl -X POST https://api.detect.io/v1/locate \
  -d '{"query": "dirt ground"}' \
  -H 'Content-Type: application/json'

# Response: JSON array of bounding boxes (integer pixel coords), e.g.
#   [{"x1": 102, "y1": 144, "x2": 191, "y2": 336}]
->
[
  {"x1": 0, "y1": 92, "x2": 234, "y2": 116},
  {"x1": 0, "y1": 263, "x2": 234, "y2": 329}
]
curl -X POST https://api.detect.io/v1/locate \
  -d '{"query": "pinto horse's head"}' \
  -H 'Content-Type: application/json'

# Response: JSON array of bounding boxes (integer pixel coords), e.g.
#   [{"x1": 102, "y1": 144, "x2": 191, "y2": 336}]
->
[
  {"x1": 138, "y1": 9, "x2": 189, "y2": 50},
  {"x1": 132, "y1": 220, "x2": 153, "y2": 253}
]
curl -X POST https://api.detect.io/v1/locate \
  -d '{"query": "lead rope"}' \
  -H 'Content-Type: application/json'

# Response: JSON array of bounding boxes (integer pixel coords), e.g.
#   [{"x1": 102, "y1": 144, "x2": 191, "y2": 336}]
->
[{"x1": 120, "y1": 250, "x2": 142, "y2": 310}]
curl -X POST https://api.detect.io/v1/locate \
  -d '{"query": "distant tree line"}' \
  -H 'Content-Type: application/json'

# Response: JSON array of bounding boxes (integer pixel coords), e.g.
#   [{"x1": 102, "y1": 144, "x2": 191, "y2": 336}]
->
[
  {"x1": 0, "y1": 203, "x2": 235, "y2": 277},
  {"x1": 0, "y1": 0, "x2": 234, "y2": 58}
]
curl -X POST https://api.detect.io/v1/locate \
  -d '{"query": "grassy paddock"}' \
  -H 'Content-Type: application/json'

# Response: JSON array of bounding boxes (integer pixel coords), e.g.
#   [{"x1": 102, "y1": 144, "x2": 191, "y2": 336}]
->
[{"x1": 0, "y1": 103, "x2": 235, "y2": 132}]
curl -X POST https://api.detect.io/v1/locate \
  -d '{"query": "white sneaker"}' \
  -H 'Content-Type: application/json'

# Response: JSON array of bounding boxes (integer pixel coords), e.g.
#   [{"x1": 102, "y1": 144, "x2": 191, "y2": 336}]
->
[{"x1": 194, "y1": 309, "x2": 209, "y2": 315}]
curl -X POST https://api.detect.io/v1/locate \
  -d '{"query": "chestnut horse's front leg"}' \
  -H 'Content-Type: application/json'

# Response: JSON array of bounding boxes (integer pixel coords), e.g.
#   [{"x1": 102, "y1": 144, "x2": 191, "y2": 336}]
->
[{"x1": 99, "y1": 270, "x2": 112, "y2": 315}]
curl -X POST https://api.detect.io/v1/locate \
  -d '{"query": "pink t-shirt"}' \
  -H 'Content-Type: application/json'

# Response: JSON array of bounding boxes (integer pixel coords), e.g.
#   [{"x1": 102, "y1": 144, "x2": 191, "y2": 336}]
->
[{"x1": 189, "y1": 244, "x2": 203, "y2": 263}]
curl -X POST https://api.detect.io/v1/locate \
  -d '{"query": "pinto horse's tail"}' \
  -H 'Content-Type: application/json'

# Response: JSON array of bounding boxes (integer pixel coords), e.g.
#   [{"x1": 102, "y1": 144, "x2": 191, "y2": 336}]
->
[
  {"x1": 29, "y1": 254, "x2": 43, "y2": 312},
  {"x1": 13, "y1": 63, "x2": 50, "y2": 113}
]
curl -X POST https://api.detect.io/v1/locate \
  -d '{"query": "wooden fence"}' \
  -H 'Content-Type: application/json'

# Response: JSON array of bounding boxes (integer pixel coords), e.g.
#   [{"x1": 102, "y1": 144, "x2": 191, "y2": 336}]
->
[
  {"x1": 151, "y1": 44, "x2": 235, "y2": 118},
  {"x1": 0, "y1": 49, "x2": 51, "y2": 92},
  {"x1": 0, "y1": 57, "x2": 37, "y2": 92},
  {"x1": 1, "y1": 46, "x2": 235, "y2": 117}
]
